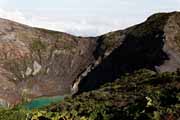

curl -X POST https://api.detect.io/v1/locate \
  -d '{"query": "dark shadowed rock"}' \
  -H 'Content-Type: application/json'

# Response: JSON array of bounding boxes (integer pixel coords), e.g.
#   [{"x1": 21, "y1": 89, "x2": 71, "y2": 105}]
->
[{"x1": 77, "y1": 11, "x2": 180, "y2": 93}]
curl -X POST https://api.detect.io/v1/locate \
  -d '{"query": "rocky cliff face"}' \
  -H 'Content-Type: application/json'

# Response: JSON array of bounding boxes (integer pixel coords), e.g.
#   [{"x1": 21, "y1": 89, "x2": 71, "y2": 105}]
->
[
  {"x1": 77, "y1": 12, "x2": 180, "y2": 93},
  {"x1": 0, "y1": 12, "x2": 180, "y2": 106},
  {"x1": 0, "y1": 18, "x2": 97, "y2": 106}
]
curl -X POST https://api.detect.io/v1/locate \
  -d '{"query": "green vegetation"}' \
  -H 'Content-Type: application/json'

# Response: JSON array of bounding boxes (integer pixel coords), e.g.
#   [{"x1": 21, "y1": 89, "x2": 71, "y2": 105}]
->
[
  {"x1": 101, "y1": 31, "x2": 122, "y2": 50},
  {"x1": 30, "y1": 39, "x2": 47, "y2": 54},
  {"x1": 0, "y1": 69, "x2": 179, "y2": 120},
  {"x1": 37, "y1": 28, "x2": 60, "y2": 37},
  {"x1": 45, "y1": 69, "x2": 179, "y2": 120},
  {"x1": 130, "y1": 12, "x2": 171, "y2": 37},
  {"x1": 0, "y1": 108, "x2": 28, "y2": 120},
  {"x1": 62, "y1": 44, "x2": 75, "y2": 50},
  {"x1": 30, "y1": 39, "x2": 48, "y2": 63}
]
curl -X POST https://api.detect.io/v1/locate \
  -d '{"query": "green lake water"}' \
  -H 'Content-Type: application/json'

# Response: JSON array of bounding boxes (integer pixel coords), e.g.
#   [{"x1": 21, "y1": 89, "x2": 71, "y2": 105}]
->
[{"x1": 23, "y1": 96, "x2": 64, "y2": 110}]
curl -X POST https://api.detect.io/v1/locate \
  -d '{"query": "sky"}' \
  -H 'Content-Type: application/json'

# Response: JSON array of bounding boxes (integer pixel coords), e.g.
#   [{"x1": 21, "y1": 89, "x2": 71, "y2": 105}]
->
[{"x1": 0, "y1": 0, "x2": 180, "y2": 36}]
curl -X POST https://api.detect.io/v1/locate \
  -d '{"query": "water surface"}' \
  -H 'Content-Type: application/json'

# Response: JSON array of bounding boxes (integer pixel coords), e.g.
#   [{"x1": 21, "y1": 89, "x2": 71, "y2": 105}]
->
[{"x1": 23, "y1": 96, "x2": 64, "y2": 109}]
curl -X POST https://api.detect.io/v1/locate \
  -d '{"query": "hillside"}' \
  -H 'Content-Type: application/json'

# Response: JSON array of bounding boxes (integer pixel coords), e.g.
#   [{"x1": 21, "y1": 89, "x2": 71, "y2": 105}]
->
[
  {"x1": 0, "y1": 11, "x2": 179, "y2": 119},
  {"x1": 0, "y1": 18, "x2": 98, "y2": 106},
  {"x1": 0, "y1": 69, "x2": 179, "y2": 120},
  {"x1": 76, "y1": 12, "x2": 180, "y2": 93},
  {"x1": 37, "y1": 69, "x2": 180, "y2": 120}
]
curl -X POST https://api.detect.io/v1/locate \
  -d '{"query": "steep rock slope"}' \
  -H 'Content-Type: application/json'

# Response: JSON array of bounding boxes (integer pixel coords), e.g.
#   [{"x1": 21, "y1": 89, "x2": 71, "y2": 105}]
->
[
  {"x1": 0, "y1": 18, "x2": 97, "y2": 106},
  {"x1": 77, "y1": 12, "x2": 180, "y2": 93}
]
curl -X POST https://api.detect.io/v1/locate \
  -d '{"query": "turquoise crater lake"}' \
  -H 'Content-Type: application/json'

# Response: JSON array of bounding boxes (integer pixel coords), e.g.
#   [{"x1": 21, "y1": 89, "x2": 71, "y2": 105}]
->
[{"x1": 22, "y1": 96, "x2": 64, "y2": 110}]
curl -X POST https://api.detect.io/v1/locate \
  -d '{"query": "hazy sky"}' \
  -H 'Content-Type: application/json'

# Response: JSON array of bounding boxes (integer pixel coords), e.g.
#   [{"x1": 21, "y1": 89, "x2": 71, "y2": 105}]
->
[{"x1": 0, "y1": 0, "x2": 180, "y2": 36}]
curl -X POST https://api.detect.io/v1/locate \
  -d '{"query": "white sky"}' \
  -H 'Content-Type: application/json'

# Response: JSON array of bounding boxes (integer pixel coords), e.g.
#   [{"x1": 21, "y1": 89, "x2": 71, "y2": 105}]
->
[{"x1": 0, "y1": 0, "x2": 180, "y2": 36}]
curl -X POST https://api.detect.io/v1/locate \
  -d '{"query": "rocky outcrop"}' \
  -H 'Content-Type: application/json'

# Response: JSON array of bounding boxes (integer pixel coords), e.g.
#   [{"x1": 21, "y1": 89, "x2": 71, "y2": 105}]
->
[
  {"x1": 77, "y1": 12, "x2": 180, "y2": 93},
  {"x1": 0, "y1": 18, "x2": 97, "y2": 106},
  {"x1": 0, "y1": 12, "x2": 180, "y2": 106}
]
